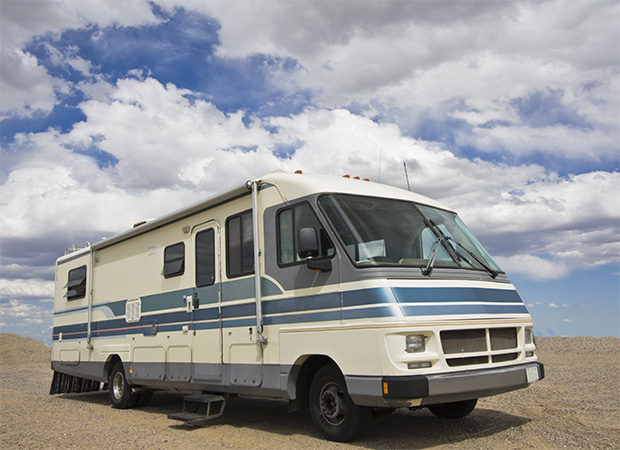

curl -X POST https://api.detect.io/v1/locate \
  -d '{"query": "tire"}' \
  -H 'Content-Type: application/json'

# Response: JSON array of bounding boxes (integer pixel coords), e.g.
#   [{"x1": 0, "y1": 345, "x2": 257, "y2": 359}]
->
[
  {"x1": 427, "y1": 398, "x2": 477, "y2": 419},
  {"x1": 309, "y1": 363, "x2": 371, "y2": 442},
  {"x1": 109, "y1": 362, "x2": 138, "y2": 409}
]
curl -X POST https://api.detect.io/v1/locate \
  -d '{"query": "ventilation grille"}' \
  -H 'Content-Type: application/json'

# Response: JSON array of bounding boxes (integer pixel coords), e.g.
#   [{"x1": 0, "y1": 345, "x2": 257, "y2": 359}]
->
[{"x1": 440, "y1": 327, "x2": 519, "y2": 367}]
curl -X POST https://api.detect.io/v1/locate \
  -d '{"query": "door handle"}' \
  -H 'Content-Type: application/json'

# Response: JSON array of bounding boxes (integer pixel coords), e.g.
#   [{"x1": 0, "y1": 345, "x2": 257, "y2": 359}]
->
[{"x1": 185, "y1": 295, "x2": 193, "y2": 312}]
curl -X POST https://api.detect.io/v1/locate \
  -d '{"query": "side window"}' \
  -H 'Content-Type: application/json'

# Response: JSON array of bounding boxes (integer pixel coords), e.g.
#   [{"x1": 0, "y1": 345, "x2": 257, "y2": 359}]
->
[
  {"x1": 226, "y1": 210, "x2": 254, "y2": 278},
  {"x1": 163, "y1": 242, "x2": 185, "y2": 278},
  {"x1": 64, "y1": 265, "x2": 87, "y2": 301},
  {"x1": 196, "y1": 229, "x2": 215, "y2": 287},
  {"x1": 277, "y1": 202, "x2": 334, "y2": 266}
]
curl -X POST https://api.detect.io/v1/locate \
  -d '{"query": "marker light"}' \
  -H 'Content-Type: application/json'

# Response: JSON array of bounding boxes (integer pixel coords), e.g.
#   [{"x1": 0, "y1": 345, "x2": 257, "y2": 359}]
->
[
  {"x1": 525, "y1": 329, "x2": 533, "y2": 345},
  {"x1": 405, "y1": 335, "x2": 426, "y2": 353},
  {"x1": 408, "y1": 362, "x2": 432, "y2": 369}
]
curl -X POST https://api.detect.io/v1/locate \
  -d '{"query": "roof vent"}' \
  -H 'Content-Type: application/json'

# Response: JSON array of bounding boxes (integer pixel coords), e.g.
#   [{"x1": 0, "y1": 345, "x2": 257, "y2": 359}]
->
[{"x1": 64, "y1": 242, "x2": 91, "y2": 255}]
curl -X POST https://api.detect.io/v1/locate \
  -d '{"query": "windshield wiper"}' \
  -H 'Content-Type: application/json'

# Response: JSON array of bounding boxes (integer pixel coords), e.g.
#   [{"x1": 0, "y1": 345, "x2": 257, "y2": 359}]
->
[
  {"x1": 426, "y1": 219, "x2": 460, "y2": 261},
  {"x1": 421, "y1": 219, "x2": 459, "y2": 276},
  {"x1": 424, "y1": 219, "x2": 498, "y2": 279},
  {"x1": 447, "y1": 237, "x2": 499, "y2": 279}
]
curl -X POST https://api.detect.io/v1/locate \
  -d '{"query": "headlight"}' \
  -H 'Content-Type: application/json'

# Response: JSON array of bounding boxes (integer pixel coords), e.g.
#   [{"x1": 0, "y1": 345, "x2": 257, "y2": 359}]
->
[
  {"x1": 405, "y1": 334, "x2": 426, "y2": 353},
  {"x1": 525, "y1": 328, "x2": 533, "y2": 345}
]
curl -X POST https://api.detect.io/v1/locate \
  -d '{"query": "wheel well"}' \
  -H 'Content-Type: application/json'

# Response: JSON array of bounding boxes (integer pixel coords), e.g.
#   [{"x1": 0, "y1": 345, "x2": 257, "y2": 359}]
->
[
  {"x1": 289, "y1": 355, "x2": 336, "y2": 412},
  {"x1": 103, "y1": 355, "x2": 122, "y2": 380}
]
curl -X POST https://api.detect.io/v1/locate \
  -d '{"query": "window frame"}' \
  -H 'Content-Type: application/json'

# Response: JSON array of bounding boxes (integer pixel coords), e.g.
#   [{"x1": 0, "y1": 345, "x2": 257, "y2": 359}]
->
[
  {"x1": 64, "y1": 265, "x2": 87, "y2": 301},
  {"x1": 276, "y1": 201, "x2": 335, "y2": 268}
]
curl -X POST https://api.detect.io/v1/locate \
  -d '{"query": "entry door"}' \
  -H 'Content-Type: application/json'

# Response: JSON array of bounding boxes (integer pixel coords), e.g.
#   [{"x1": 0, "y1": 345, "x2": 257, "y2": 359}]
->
[{"x1": 191, "y1": 221, "x2": 222, "y2": 381}]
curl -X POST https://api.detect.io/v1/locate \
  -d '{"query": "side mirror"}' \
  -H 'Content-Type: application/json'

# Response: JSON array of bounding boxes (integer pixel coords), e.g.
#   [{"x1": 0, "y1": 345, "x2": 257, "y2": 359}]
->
[
  {"x1": 298, "y1": 228, "x2": 332, "y2": 272},
  {"x1": 298, "y1": 228, "x2": 319, "y2": 258}
]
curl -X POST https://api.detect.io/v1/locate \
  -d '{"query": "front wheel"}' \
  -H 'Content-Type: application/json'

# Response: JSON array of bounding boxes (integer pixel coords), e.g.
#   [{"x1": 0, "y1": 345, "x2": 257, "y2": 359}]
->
[
  {"x1": 109, "y1": 362, "x2": 138, "y2": 409},
  {"x1": 309, "y1": 363, "x2": 371, "y2": 442},
  {"x1": 427, "y1": 398, "x2": 478, "y2": 419}
]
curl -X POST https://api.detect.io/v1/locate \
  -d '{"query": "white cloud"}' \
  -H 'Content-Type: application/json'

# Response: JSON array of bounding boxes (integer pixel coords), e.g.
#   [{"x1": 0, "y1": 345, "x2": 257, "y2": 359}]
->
[
  {"x1": 549, "y1": 303, "x2": 559, "y2": 308},
  {"x1": 0, "y1": 279, "x2": 54, "y2": 300},
  {"x1": 191, "y1": 0, "x2": 619, "y2": 160},
  {"x1": 0, "y1": 48, "x2": 62, "y2": 119},
  {"x1": 2, "y1": 77, "x2": 618, "y2": 283},
  {"x1": 2, "y1": 0, "x2": 617, "y2": 158},
  {"x1": 496, "y1": 256, "x2": 571, "y2": 281},
  {"x1": 0, "y1": 0, "x2": 161, "y2": 118},
  {"x1": 0, "y1": 1, "x2": 618, "y2": 288},
  {"x1": 0, "y1": 299, "x2": 52, "y2": 338}
]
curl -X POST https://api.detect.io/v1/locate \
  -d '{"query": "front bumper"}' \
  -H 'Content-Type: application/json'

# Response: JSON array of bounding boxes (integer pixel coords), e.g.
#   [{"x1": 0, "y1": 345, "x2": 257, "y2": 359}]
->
[{"x1": 347, "y1": 362, "x2": 544, "y2": 408}]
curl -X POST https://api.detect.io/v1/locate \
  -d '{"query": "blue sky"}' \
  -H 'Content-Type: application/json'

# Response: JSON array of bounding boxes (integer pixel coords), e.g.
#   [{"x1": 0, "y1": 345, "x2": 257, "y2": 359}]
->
[{"x1": 1, "y1": 0, "x2": 619, "y2": 344}]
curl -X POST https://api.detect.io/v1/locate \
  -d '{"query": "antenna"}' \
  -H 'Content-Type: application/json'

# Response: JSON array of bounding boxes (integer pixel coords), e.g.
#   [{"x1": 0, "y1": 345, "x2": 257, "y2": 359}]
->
[
  {"x1": 404, "y1": 162, "x2": 411, "y2": 191},
  {"x1": 378, "y1": 147, "x2": 383, "y2": 183}
]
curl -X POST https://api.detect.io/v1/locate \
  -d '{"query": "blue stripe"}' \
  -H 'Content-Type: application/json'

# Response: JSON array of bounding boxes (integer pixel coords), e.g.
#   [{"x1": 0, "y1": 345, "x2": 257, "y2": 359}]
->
[
  {"x1": 54, "y1": 277, "x2": 284, "y2": 317},
  {"x1": 53, "y1": 286, "x2": 528, "y2": 341},
  {"x1": 342, "y1": 287, "x2": 397, "y2": 307},
  {"x1": 264, "y1": 309, "x2": 342, "y2": 326},
  {"x1": 392, "y1": 287, "x2": 523, "y2": 304}
]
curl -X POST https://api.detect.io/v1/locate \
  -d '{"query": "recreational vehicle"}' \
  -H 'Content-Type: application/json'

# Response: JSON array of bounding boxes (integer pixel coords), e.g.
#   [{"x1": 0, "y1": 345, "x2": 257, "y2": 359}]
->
[{"x1": 51, "y1": 170, "x2": 544, "y2": 442}]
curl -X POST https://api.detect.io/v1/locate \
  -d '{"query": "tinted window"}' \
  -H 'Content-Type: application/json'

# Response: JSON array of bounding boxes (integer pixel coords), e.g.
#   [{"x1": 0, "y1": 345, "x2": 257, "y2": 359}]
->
[
  {"x1": 64, "y1": 265, "x2": 86, "y2": 301},
  {"x1": 226, "y1": 211, "x2": 254, "y2": 278},
  {"x1": 196, "y1": 228, "x2": 215, "y2": 287},
  {"x1": 163, "y1": 242, "x2": 185, "y2": 278},
  {"x1": 277, "y1": 202, "x2": 334, "y2": 265}
]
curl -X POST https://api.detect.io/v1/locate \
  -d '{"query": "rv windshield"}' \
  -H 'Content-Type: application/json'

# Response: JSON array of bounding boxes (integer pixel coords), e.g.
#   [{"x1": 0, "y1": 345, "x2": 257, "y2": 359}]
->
[{"x1": 318, "y1": 194, "x2": 502, "y2": 274}]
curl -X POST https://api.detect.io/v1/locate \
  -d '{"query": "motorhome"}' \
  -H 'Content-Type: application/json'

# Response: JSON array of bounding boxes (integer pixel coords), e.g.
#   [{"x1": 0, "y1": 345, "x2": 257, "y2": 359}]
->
[{"x1": 51, "y1": 170, "x2": 543, "y2": 442}]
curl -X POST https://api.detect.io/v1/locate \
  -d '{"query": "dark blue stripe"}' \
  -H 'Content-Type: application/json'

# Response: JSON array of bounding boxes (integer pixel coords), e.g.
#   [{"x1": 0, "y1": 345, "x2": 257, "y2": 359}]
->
[
  {"x1": 264, "y1": 309, "x2": 342, "y2": 326},
  {"x1": 53, "y1": 286, "x2": 527, "y2": 341},
  {"x1": 392, "y1": 287, "x2": 523, "y2": 304},
  {"x1": 342, "y1": 305, "x2": 404, "y2": 320},
  {"x1": 342, "y1": 287, "x2": 397, "y2": 307},
  {"x1": 264, "y1": 292, "x2": 341, "y2": 315}
]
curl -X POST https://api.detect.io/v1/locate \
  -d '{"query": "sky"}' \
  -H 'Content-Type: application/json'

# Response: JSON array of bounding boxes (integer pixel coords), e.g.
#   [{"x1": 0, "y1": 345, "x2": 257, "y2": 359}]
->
[{"x1": 0, "y1": 0, "x2": 618, "y2": 345}]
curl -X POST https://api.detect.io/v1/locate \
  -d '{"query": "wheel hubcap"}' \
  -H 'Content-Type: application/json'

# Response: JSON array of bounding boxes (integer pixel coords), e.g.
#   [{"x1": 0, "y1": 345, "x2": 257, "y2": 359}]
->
[
  {"x1": 112, "y1": 372, "x2": 124, "y2": 400},
  {"x1": 319, "y1": 382, "x2": 347, "y2": 426}
]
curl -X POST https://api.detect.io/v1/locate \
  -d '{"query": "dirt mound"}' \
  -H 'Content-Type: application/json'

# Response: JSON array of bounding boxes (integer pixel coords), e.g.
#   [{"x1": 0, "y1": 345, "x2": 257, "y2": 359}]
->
[
  {"x1": 536, "y1": 336, "x2": 620, "y2": 360},
  {"x1": 0, "y1": 333, "x2": 50, "y2": 367}
]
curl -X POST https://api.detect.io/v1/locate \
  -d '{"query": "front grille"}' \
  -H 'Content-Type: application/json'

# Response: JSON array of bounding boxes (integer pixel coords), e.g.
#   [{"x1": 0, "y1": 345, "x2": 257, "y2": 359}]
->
[
  {"x1": 441, "y1": 327, "x2": 520, "y2": 367},
  {"x1": 490, "y1": 328, "x2": 517, "y2": 350},
  {"x1": 492, "y1": 352, "x2": 519, "y2": 363},
  {"x1": 441, "y1": 329, "x2": 486, "y2": 354},
  {"x1": 446, "y1": 356, "x2": 489, "y2": 367}
]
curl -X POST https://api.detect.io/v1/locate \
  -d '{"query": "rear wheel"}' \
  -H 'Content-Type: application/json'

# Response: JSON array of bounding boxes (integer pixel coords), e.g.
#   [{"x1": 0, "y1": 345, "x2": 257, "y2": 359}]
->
[
  {"x1": 109, "y1": 362, "x2": 138, "y2": 409},
  {"x1": 309, "y1": 364, "x2": 371, "y2": 442},
  {"x1": 427, "y1": 398, "x2": 477, "y2": 419}
]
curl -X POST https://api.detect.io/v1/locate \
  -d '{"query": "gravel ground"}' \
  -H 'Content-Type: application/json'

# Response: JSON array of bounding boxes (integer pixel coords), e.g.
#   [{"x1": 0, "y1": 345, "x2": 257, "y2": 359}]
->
[{"x1": 1, "y1": 333, "x2": 619, "y2": 449}]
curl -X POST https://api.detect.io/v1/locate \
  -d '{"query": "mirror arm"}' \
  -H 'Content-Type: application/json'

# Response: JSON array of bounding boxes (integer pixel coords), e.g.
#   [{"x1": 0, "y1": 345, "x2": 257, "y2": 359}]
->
[{"x1": 306, "y1": 257, "x2": 332, "y2": 272}]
